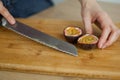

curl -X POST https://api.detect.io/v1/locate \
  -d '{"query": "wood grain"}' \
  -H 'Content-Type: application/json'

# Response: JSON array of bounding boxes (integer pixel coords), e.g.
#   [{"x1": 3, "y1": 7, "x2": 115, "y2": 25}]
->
[{"x1": 0, "y1": 19, "x2": 120, "y2": 79}]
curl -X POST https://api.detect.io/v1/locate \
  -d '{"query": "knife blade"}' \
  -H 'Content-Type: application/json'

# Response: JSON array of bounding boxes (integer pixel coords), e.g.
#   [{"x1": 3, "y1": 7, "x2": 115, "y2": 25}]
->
[{"x1": 1, "y1": 18, "x2": 78, "y2": 56}]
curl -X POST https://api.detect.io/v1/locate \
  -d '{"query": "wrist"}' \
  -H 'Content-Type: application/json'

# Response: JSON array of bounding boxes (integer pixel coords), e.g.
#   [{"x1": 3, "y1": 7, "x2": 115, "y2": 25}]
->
[{"x1": 79, "y1": 0, "x2": 97, "y2": 8}]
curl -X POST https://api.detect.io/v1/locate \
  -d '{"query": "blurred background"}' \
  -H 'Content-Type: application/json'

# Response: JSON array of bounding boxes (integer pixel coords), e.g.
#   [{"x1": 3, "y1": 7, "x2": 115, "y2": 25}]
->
[
  {"x1": 52, "y1": 0, "x2": 120, "y2": 4},
  {"x1": 97, "y1": 0, "x2": 120, "y2": 3},
  {"x1": 30, "y1": 0, "x2": 120, "y2": 22}
]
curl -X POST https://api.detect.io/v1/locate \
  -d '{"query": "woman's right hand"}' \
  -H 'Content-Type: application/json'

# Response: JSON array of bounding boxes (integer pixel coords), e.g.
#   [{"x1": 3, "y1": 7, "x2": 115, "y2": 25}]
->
[
  {"x1": 79, "y1": 0, "x2": 120, "y2": 49},
  {"x1": 0, "y1": 1, "x2": 15, "y2": 24}
]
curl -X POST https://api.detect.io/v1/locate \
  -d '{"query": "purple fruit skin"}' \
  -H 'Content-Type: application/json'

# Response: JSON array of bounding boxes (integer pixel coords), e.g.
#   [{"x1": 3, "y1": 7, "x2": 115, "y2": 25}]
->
[
  {"x1": 64, "y1": 35, "x2": 82, "y2": 44},
  {"x1": 77, "y1": 43, "x2": 97, "y2": 50}
]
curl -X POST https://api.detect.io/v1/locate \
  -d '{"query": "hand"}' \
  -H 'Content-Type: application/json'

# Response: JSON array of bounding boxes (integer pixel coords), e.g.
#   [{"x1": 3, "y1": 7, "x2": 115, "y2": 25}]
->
[
  {"x1": 80, "y1": 0, "x2": 120, "y2": 49},
  {"x1": 0, "y1": 1, "x2": 15, "y2": 24}
]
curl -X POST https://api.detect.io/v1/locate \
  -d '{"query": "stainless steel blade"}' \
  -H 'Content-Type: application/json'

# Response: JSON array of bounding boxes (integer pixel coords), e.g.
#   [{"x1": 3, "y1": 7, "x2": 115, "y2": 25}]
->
[{"x1": 1, "y1": 18, "x2": 78, "y2": 56}]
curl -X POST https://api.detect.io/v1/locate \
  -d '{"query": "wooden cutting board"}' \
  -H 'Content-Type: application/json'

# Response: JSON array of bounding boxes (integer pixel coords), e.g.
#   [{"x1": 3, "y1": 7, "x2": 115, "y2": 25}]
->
[{"x1": 0, "y1": 19, "x2": 120, "y2": 79}]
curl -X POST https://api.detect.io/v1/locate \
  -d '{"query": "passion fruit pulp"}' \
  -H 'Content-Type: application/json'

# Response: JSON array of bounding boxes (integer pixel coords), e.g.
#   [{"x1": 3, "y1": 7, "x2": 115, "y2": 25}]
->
[
  {"x1": 64, "y1": 26, "x2": 82, "y2": 43},
  {"x1": 77, "y1": 34, "x2": 99, "y2": 50}
]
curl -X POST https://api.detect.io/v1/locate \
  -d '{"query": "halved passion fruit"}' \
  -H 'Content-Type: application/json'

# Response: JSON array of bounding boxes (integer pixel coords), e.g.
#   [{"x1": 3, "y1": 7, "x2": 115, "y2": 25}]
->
[
  {"x1": 64, "y1": 26, "x2": 82, "y2": 43},
  {"x1": 77, "y1": 34, "x2": 99, "y2": 50}
]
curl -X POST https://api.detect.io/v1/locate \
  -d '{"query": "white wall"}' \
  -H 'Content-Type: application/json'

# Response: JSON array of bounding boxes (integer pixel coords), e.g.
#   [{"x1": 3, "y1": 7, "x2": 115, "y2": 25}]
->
[
  {"x1": 97, "y1": 0, "x2": 120, "y2": 3},
  {"x1": 52, "y1": 0, "x2": 64, "y2": 4},
  {"x1": 52, "y1": 0, "x2": 120, "y2": 4}
]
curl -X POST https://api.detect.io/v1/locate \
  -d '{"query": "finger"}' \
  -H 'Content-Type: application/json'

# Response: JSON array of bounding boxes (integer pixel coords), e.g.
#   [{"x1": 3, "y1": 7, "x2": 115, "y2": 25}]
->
[
  {"x1": 98, "y1": 26, "x2": 111, "y2": 48},
  {"x1": 102, "y1": 30, "x2": 120, "y2": 48},
  {"x1": 96, "y1": 13, "x2": 111, "y2": 48},
  {"x1": 82, "y1": 13, "x2": 93, "y2": 34},
  {"x1": 0, "y1": 2, "x2": 15, "y2": 24}
]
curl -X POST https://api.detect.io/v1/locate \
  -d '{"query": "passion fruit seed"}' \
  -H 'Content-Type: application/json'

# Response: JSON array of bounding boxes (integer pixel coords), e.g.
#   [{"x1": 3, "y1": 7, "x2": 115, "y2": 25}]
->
[
  {"x1": 65, "y1": 27, "x2": 81, "y2": 36},
  {"x1": 78, "y1": 35, "x2": 98, "y2": 44}
]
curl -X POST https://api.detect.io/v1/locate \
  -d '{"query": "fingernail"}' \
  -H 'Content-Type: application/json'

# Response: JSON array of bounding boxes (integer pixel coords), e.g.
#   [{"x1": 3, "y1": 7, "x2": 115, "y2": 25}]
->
[{"x1": 11, "y1": 20, "x2": 16, "y2": 24}]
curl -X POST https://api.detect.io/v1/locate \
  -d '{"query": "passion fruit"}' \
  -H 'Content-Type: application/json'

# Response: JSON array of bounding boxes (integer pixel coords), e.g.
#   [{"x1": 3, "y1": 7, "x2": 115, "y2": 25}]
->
[
  {"x1": 63, "y1": 26, "x2": 82, "y2": 43},
  {"x1": 77, "y1": 34, "x2": 99, "y2": 50}
]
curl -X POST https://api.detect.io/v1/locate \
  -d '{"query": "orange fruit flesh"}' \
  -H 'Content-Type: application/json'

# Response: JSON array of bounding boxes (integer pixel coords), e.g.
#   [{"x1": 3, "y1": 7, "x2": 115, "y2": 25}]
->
[
  {"x1": 66, "y1": 27, "x2": 80, "y2": 36},
  {"x1": 79, "y1": 35, "x2": 97, "y2": 44}
]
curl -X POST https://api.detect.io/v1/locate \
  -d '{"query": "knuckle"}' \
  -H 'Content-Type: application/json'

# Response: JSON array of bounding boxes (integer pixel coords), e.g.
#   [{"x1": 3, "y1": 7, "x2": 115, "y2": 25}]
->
[
  {"x1": 104, "y1": 26, "x2": 111, "y2": 31},
  {"x1": 116, "y1": 29, "x2": 120, "y2": 35},
  {"x1": 111, "y1": 29, "x2": 120, "y2": 38},
  {"x1": 113, "y1": 28, "x2": 120, "y2": 33},
  {"x1": 98, "y1": 12, "x2": 109, "y2": 20},
  {"x1": 102, "y1": 12, "x2": 108, "y2": 17}
]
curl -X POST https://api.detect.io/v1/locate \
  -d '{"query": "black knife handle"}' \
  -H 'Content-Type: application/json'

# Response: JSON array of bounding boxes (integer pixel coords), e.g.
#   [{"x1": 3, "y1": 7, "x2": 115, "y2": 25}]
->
[{"x1": 0, "y1": 15, "x2": 3, "y2": 25}]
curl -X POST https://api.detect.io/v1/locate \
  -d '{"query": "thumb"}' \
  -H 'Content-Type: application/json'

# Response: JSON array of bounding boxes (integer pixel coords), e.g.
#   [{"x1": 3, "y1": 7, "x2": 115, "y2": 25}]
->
[
  {"x1": 0, "y1": 1, "x2": 15, "y2": 24},
  {"x1": 82, "y1": 13, "x2": 93, "y2": 34}
]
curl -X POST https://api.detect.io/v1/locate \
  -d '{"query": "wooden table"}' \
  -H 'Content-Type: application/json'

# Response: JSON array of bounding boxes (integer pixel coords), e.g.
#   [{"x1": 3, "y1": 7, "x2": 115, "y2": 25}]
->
[
  {"x1": 29, "y1": 0, "x2": 120, "y2": 22},
  {"x1": 0, "y1": 0, "x2": 120, "y2": 80}
]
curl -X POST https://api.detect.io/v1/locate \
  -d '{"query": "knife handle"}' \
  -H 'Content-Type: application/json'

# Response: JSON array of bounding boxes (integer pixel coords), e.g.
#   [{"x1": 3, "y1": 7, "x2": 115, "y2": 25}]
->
[{"x1": 0, "y1": 15, "x2": 3, "y2": 25}]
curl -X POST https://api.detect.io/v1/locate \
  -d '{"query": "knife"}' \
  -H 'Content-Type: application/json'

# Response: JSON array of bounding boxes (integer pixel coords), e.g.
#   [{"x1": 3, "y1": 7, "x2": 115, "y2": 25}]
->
[{"x1": 0, "y1": 17, "x2": 78, "y2": 56}]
